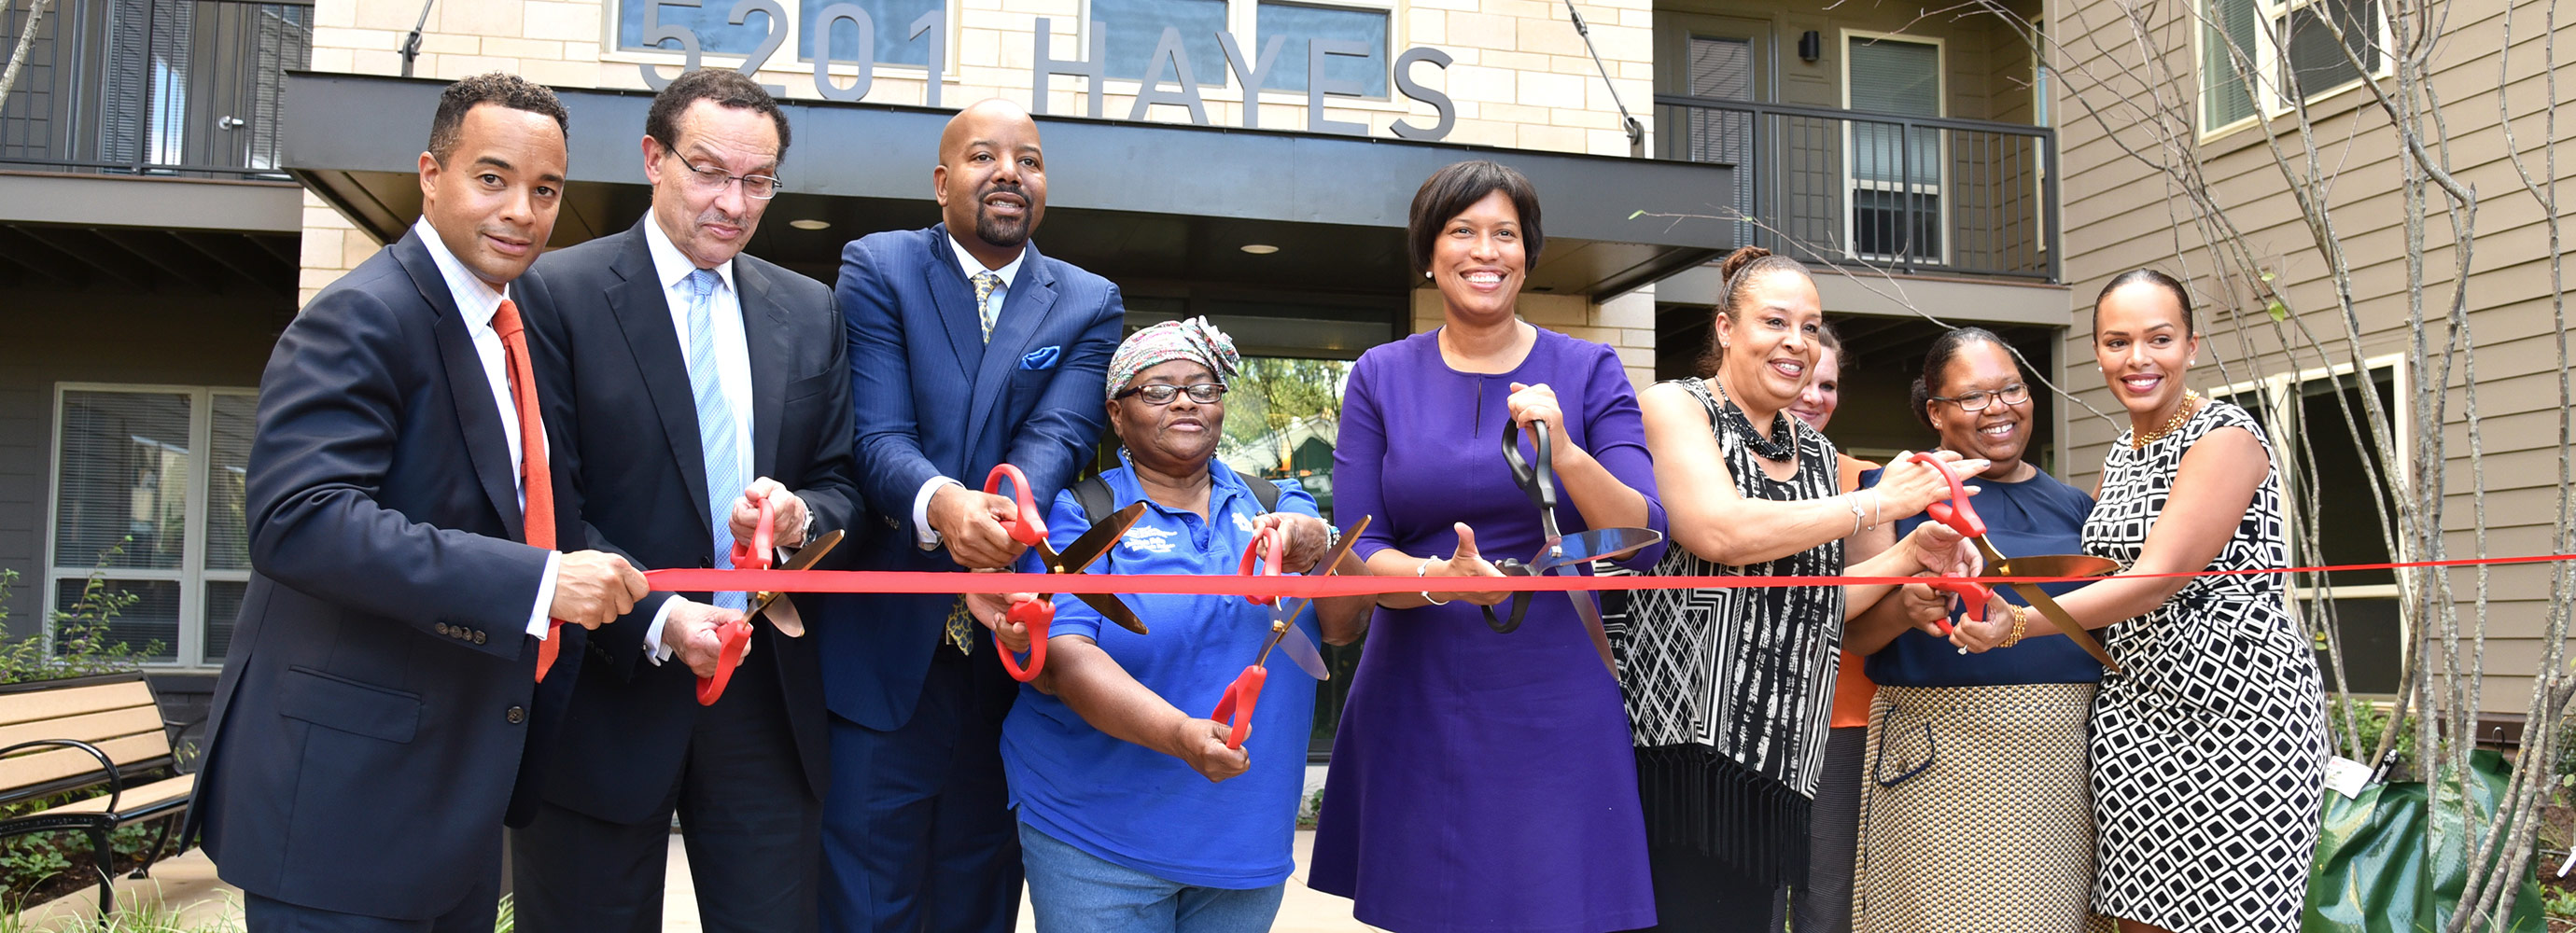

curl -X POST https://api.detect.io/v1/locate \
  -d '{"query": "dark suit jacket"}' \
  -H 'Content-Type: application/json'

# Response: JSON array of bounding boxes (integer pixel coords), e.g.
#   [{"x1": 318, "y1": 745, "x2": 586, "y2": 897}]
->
[
  {"x1": 514, "y1": 219, "x2": 860, "y2": 821},
  {"x1": 820, "y1": 225, "x2": 1125, "y2": 731},
  {"x1": 183, "y1": 228, "x2": 587, "y2": 920}
]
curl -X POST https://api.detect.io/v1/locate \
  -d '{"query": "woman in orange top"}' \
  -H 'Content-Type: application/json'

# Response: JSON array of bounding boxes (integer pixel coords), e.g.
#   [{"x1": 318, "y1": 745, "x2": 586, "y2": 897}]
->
[{"x1": 1785, "y1": 325, "x2": 1874, "y2": 933}]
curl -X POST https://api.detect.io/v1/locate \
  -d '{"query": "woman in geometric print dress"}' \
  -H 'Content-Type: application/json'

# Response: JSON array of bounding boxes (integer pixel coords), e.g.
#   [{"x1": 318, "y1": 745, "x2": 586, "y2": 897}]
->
[{"x1": 1953, "y1": 269, "x2": 2327, "y2": 933}]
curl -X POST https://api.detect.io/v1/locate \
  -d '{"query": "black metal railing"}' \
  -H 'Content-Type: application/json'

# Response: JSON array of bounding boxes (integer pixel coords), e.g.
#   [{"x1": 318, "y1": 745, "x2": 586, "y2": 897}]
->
[
  {"x1": 0, "y1": 0, "x2": 313, "y2": 180},
  {"x1": 1654, "y1": 94, "x2": 2061, "y2": 282}
]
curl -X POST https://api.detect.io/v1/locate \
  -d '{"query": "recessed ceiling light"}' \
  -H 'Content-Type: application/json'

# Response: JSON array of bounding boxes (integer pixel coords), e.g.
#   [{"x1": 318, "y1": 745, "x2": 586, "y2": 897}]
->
[
  {"x1": 1239, "y1": 244, "x2": 1279, "y2": 255},
  {"x1": 789, "y1": 218, "x2": 831, "y2": 230}
]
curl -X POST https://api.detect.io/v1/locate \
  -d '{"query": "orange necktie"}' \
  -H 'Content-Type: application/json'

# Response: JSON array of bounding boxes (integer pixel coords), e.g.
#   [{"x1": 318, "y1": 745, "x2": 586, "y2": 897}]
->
[{"x1": 492, "y1": 299, "x2": 565, "y2": 681}]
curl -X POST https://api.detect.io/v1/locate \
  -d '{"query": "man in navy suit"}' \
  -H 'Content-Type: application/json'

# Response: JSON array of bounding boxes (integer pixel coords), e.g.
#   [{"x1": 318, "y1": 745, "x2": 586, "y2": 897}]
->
[
  {"x1": 820, "y1": 98, "x2": 1126, "y2": 933},
  {"x1": 510, "y1": 69, "x2": 859, "y2": 933},
  {"x1": 184, "y1": 74, "x2": 650, "y2": 932}
]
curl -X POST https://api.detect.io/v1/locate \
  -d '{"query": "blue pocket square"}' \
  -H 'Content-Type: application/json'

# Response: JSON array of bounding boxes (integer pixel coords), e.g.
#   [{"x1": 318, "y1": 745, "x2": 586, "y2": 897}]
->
[{"x1": 1020, "y1": 345, "x2": 1062, "y2": 369}]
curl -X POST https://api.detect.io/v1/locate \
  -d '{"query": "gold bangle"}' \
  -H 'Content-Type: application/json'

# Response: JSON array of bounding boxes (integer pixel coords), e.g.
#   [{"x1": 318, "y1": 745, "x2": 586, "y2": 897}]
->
[{"x1": 2000, "y1": 604, "x2": 2029, "y2": 648}]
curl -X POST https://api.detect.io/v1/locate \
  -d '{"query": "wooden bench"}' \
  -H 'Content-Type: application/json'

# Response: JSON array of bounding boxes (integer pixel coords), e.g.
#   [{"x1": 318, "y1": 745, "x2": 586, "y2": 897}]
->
[{"x1": 0, "y1": 671, "x2": 201, "y2": 915}]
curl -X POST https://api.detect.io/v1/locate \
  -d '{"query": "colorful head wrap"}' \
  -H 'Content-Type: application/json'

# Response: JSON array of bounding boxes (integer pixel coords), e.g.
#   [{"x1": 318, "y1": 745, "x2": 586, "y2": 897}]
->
[{"x1": 1106, "y1": 316, "x2": 1241, "y2": 399}]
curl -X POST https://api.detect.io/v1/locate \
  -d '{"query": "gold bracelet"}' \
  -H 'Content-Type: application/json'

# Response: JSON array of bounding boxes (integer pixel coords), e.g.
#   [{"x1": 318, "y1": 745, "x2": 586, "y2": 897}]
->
[{"x1": 2000, "y1": 604, "x2": 2029, "y2": 648}]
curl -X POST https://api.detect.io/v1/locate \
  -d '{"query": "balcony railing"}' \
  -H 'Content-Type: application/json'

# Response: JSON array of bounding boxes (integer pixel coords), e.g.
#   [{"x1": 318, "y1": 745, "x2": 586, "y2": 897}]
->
[
  {"x1": 1655, "y1": 94, "x2": 2061, "y2": 282},
  {"x1": 0, "y1": 0, "x2": 313, "y2": 180}
]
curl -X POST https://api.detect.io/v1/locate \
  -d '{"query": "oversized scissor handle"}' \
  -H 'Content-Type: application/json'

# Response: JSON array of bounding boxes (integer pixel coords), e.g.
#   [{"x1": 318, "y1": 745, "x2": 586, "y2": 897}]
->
[
  {"x1": 1238, "y1": 528, "x2": 1282, "y2": 607},
  {"x1": 694, "y1": 619, "x2": 753, "y2": 704},
  {"x1": 1211, "y1": 664, "x2": 1267, "y2": 749},
  {"x1": 699, "y1": 498, "x2": 775, "y2": 704},
  {"x1": 997, "y1": 598, "x2": 1052, "y2": 682},
  {"x1": 1920, "y1": 575, "x2": 1993, "y2": 634},
  {"x1": 1906, "y1": 451, "x2": 1986, "y2": 539},
  {"x1": 984, "y1": 464, "x2": 1048, "y2": 548},
  {"x1": 1478, "y1": 561, "x2": 1534, "y2": 633},
  {"x1": 1500, "y1": 418, "x2": 1561, "y2": 544}
]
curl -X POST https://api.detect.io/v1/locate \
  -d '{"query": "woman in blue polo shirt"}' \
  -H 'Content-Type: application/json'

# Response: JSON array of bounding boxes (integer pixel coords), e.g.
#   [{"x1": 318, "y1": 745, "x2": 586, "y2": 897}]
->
[
  {"x1": 1841, "y1": 328, "x2": 2109, "y2": 933},
  {"x1": 998, "y1": 317, "x2": 1373, "y2": 933}
]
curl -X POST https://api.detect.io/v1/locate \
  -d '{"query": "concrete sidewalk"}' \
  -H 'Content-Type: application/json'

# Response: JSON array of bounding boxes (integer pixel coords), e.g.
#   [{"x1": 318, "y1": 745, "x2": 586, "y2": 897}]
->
[{"x1": 14, "y1": 832, "x2": 1377, "y2": 931}]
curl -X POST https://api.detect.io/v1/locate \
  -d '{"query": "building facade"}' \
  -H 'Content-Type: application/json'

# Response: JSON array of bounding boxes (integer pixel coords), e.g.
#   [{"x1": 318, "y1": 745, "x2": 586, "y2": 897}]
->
[
  {"x1": 4, "y1": 0, "x2": 2071, "y2": 734},
  {"x1": 2048, "y1": 0, "x2": 2576, "y2": 720}
]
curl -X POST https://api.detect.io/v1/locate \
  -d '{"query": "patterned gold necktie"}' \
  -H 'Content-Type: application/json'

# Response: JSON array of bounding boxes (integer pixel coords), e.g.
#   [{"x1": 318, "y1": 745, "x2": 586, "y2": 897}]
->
[
  {"x1": 945, "y1": 597, "x2": 979, "y2": 655},
  {"x1": 973, "y1": 271, "x2": 1001, "y2": 342}
]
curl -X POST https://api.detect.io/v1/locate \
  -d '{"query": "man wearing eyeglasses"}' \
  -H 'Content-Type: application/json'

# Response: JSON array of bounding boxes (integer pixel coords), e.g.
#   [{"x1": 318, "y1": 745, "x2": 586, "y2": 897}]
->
[
  {"x1": 816, "y1": 98, "x2": 1127, "y2": 933},
  {"x1": 510, "y1": 68, "x2": 860, "y2": 933}
]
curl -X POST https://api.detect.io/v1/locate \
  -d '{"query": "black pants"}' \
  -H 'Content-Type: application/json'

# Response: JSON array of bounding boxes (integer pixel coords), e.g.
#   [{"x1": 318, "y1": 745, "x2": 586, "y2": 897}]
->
[
  {"x1": 819, "y1": 636, "x2": 1023, "y2": 933},
  {"x1": 1634, "y1": 844, "x2": 1790, "y2": 933},
  {"x1": 246, "y1": 868, "x2": 498, "y2": 933},
  {"x1": 511, "y1": 655, "x2": 820, "y2": 933},
  {"x1": 1793, "y1": 726, "x2": 1866, "y2": 933}
]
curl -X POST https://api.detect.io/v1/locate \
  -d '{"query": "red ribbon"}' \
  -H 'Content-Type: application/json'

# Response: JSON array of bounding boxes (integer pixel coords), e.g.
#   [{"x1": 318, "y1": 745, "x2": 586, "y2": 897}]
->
[{"x1": 644, "y1": 552, "x2": 2576, "y2": 600}]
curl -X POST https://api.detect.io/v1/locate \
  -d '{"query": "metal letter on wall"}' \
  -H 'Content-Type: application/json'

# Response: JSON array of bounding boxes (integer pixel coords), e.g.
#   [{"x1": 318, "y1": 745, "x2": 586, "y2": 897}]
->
[
  {"x1": 1031, "y1": 17, "x2": 1107, "y2": 118},
  {"x1": 1127, "y1": 26, "x2": 1209, "y2": 124},
  {"x1": 1305, "y1": 38, "x2": 1369, "y2": 136},
  {"x1": 810, "y1": 4, "x2": 873, "y2": 102},
  {"x1": 1390, "y1": 47, "x2": 1456, "y2": 141},
  {"x1": 637, "y1": 0, "x2": 706, "y2": 90},
  {"x1": 910, "y1": 8, "x2": 945, "y2": 108},
  {"x1": 1216, "y1": 32, "x2": 1287, "y2": 130}
]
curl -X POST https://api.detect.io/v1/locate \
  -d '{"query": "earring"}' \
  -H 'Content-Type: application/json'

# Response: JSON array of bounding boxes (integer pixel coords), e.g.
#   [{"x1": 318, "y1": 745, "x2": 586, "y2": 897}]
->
[
  {"x1": 1424, "y1": 271, "x2": 1433, "y2": 279},
  {"x1": 2189, "y1": 357, "x2": 2197, "y2": 365}
]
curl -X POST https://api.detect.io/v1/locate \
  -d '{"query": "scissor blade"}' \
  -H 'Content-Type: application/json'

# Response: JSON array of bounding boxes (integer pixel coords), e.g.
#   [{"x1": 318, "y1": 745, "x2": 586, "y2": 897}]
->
[
  {"x1": 1984, "y1": 554, "x2": 2122, "y2": 579},
  {"x1": 1555, "y1": 568, "x2": 1617, "y2": 675},
  {"x1": 750, "y1": 528, "x2": 844, "y2": 637},
  {"x1": 1538, "y1": 526, "x2": 1662, "y2": 569},
  {"x1": 1967, "y1": 538, "x2": 2122, "y2": 674},
  {"x1": 2009, "y1": 584, "x2": 2123, "y2": 675},
  {"x1": 1276, "y1": 620, "x2": 1331, "y2": 680},
  {"x1": 1051, "y1": 502, "x2": 1148, "y2": 574},
  {"x1": 1042, "y1": 502, "x2": 1150, "y2": 634}
]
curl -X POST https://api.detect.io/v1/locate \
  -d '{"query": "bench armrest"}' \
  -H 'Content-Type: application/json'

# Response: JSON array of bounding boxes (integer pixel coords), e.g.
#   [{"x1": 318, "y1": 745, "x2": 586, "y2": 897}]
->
[
  {"x1": 0, "y1": 738, "x2": 126, "y2": 814},
  {"x1": 161, "y1": 716, "x2": 208, "y2": 773}
]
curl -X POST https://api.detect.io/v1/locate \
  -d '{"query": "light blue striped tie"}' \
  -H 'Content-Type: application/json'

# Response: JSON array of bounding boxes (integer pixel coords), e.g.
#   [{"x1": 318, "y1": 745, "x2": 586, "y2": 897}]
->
[{"x1": 682, "y1": 269, "x2": 747, "y2": 611}]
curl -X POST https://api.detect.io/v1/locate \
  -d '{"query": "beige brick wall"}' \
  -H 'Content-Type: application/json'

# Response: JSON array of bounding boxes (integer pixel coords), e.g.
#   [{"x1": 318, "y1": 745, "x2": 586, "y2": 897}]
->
[
  {"x1": 301, "y1": 0, "x2": 1660, "y2": 360},
  {"x1": 297, "y1": 188, "x2": 382, "y2": 308}
]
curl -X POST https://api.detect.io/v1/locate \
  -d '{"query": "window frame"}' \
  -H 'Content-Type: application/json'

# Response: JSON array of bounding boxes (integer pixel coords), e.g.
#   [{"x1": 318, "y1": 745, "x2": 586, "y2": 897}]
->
[
  {"x1": 2210, "y1": 353, "x2": 2410, "y2": 682},
  {"x1": 1838, "y1": 28, "x2": 1951, "y2": 267},
  {"x1": 45, "y1": 383, "x2": 258, "y2": 671},
  {"x1": 2195, "y1": 0, "x2": 2397, "y2": 142}
]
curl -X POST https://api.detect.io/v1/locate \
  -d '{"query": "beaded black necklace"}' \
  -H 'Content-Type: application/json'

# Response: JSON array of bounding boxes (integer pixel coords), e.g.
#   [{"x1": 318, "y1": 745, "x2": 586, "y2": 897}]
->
[{"x1": 1710, "y1": 377, "x2": 1799, "y2": 463}]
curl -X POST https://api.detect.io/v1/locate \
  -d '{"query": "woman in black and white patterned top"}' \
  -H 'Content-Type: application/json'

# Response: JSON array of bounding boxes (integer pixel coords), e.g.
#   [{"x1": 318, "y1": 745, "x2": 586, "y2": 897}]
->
[{"x1": 1953, "y1": 270, "x2": 2326, "y2": 933}]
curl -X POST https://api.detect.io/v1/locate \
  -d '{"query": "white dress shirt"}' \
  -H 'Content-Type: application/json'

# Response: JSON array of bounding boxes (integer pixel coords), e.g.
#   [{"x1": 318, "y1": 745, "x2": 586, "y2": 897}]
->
[
  {"x1": 411, "y1": 217, "x2": 561, "y2": 639},
  {"x1": 910, "y1": 235, "x2": 1029, "y2": 549},
  {"x1": 638, "y1": 219, "x2": 812, "y2": 661}
]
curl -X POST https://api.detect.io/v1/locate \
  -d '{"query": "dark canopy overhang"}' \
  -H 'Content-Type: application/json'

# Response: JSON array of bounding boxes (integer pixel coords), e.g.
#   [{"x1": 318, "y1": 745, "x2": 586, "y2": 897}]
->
[{"x1": 284, "y1": 71, "x2": 1730, "y2": 300}]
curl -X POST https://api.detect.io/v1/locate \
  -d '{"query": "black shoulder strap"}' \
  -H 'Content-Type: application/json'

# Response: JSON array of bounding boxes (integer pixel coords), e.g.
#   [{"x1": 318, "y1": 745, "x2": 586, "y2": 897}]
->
[
  {"x1": 1236, "y1": 469, "x2": 1280, "y2": 512},
  {"x1": 1071, "y1": 474, "x2": 1117, "y2": 527}
]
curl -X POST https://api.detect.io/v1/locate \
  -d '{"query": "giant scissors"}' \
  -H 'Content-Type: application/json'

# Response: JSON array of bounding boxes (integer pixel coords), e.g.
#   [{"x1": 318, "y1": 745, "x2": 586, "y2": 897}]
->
[
  {"x1": 1479, "y1": 418, "x2": 1661, "y2": 671},
  {"x1": 984, "y1": 464, "x2": 1149, "y2": 683},
  {"x1": 1210, "y1": 516, "x2": 1370, "y2": 749},
  {"x1": 696, "y1": 497, "x2": 846, "y2": 705},
  {"x1": 1906, "y1": 452, "x2": 2124, "y2": 673}
]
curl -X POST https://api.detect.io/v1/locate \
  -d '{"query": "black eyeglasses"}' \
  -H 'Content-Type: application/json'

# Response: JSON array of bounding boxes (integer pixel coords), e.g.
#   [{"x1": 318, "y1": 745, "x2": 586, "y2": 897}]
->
[
  {"x1": 1929, "y1": 383, "x2": 2031, "y2": 412},
  {"x1": 1114, "y1": 383, "x2": 1226, "y2": 405},
  {"x1": 665, "y1": 148, "x2": 781, "y2": 200}
]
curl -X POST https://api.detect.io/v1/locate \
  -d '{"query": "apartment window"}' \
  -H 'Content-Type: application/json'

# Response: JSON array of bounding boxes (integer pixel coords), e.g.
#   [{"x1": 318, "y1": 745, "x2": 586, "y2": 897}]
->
[
  {"x1": 2219, "y1": 359, "x2": 2404, "y2": 693},
  {"x1": 1091, "y1": 0, "x2": 1394, "y2": 98},
  {"x1": 1844, "y1": 33, "x2": 1944, "y2": 264},
  {"x1": 2201, "y1": 0, "x2": 2389, "y2": 134},
  {"x1": 48, "y1": 385, "x2": 256, "y2": 668}
]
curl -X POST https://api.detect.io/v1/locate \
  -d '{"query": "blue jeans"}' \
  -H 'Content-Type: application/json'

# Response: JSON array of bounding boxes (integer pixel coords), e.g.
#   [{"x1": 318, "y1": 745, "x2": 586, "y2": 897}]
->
[{"x1": 1017, "y1": 820, "x2": 1286, "y2": 933}]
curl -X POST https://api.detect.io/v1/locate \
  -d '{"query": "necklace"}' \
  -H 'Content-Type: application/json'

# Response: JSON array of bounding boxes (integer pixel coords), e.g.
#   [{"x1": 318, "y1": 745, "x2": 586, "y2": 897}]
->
[
  {"x1": 1709, "y1": 378, "x2": 1798, "y2": 462},
  {"x1": 2131, "y1": 390, "x2": 2205, "y2": 450}
]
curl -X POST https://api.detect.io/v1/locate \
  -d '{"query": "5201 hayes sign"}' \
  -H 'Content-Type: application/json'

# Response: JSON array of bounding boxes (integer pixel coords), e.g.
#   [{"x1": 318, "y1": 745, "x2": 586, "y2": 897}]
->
[{"x1": 625, "y1": 0, "x2": 1458, "y2": 141}]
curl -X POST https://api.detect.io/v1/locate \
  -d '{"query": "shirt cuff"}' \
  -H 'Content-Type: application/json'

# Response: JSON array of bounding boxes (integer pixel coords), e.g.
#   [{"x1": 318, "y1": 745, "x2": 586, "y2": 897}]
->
[
  {"x1": 526, "y1": 550, "x2": 563, "y2": 638},
  {"x1": 643, "y1": 597, "x2": 680, "y2": 664},
  {"x1": 913, "y1": 477, "x2": 959, "y2": 550}
]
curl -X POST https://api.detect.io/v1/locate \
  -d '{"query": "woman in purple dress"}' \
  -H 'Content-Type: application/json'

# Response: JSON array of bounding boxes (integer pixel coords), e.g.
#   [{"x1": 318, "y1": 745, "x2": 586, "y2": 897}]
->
[{"x1": 1306, "y1": 160, "x2": 1667, "y2": 933}]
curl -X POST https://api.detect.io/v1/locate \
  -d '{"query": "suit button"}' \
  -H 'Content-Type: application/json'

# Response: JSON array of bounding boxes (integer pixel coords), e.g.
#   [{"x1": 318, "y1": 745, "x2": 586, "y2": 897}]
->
[
  {"x1": 472, "y1": 630, "x2": 487, "y2": 645},
  {"x1": 701, "y1": 555, "x2": 713, "y2": 568},
  {"x1": 884, "y1": 515, "x2": 900, "y2": 529},
  {"x1": 505, "y1": 705, "x2": 525, "y2": 725},
  {"x1": 435, "y1": 622, "x2": 451, "y2": 636}
]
